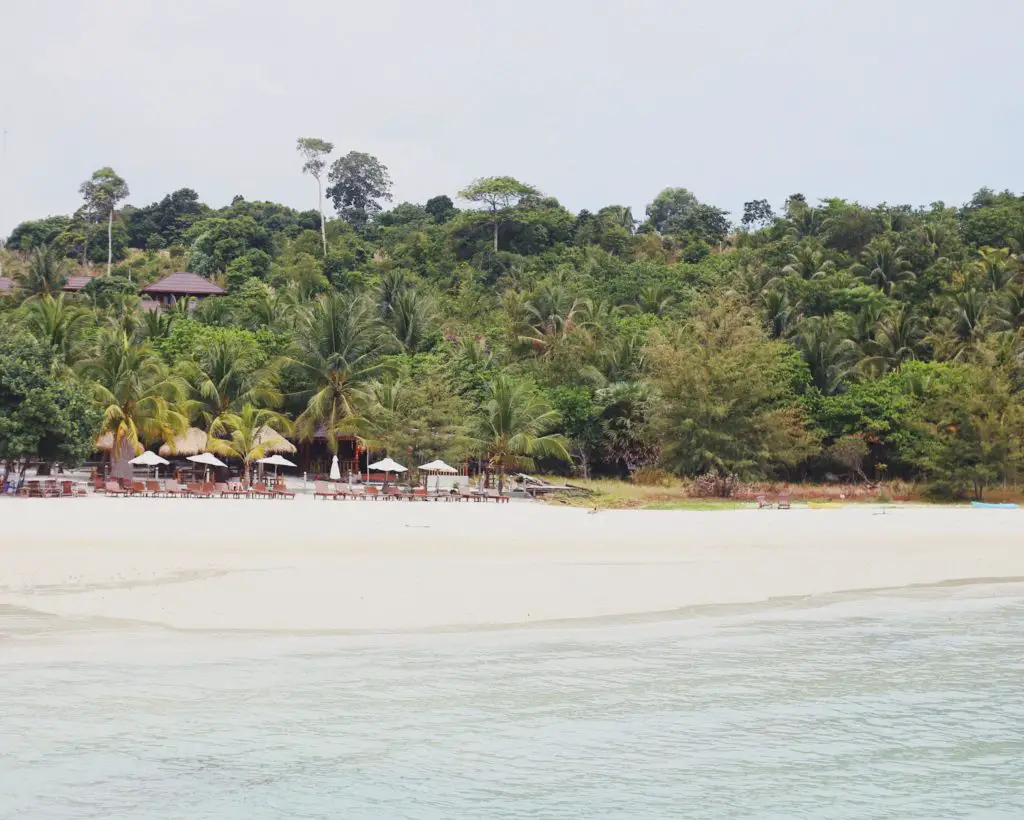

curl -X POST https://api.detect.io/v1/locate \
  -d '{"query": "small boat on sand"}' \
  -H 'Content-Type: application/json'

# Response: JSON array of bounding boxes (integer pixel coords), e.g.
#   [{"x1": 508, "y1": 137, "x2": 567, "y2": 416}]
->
[{"x1": 970, "y1": 501, "x2": 1020, "y2": 509}]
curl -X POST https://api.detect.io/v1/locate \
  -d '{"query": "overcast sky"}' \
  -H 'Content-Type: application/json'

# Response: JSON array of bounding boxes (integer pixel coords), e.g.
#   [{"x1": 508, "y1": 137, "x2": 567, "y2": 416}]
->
[{"x1": 2, "y1": 0, "x2": 1023, "y2": 237}]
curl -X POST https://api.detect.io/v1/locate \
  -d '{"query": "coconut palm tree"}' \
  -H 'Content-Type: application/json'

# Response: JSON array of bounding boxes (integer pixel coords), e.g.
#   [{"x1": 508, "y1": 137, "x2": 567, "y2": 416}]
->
[
  {"x1": 520, "y1": 283, "x2": 590, "y2": 354},
  {"x1": 851, "y1": 240, "x2": 915, "y2": 296},
  {"x1": 78, "y1": 329, "x2": 189, "y2": 475},
  {"x1": 17, "y1": 244, "x2": 70, "y2": 295},
  {"x1": 860, "y1": 307, "x2": 925, "y2": 375},
  {"x1": 183, "y1": 336, "x2": 282, "y2": 430},
  {"x1": 760, "y1": 289, "x2": 800, "y2": 340},
  {"x1": 974, "y1": 247, "x2": 1017, "y2": 292},
  {"x1": 22, "y1": 293, "x2": 93, "y2": 367},
  {"x1": 473, "y1": 374, "x2": 570, "y2": 492},
  {"x1": 291, "y1": 292, "x2": 396, "y2": 452},
  {"x1": 208, "y1": 404, "x2": 293, "y2": 485},
  {"x1": 138, "y1": 308, "x2": 176, "y2": 342},
  {"x1": 793, "y1": 316, "x2": 857, "y2": 394},
  {"x1": 388, "y1": 287, "x2": 436, "y2": 353},
  {"x1": 634, "y1": 283, "x2": 675, "y2": 316},
  {"x1": 781, "y1": 245, "x2": 834, "y2": 280}
]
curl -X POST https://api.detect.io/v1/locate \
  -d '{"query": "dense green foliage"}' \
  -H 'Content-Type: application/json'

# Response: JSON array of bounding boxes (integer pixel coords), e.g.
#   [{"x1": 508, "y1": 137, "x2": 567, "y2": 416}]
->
[{"x1": 5, "y1": 150, "x2": 1024, "y2": 498}]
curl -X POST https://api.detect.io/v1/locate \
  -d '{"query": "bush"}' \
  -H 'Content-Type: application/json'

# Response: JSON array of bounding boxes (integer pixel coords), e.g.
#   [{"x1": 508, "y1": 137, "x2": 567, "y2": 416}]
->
[{"x1": 631, "y1": 466, "x2": 673, "y2": 487}]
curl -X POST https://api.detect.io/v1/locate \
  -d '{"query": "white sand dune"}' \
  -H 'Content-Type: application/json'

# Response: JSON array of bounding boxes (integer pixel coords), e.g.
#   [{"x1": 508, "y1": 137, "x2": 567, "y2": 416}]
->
[{"x1": 1, "y1": 498, "x2": 1022, "y2": 631}]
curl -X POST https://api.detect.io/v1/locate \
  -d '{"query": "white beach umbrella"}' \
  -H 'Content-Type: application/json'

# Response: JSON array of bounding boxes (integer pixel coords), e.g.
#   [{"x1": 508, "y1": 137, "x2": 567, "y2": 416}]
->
[
  {"x1": 368, "y1": 457, "x2": 407, "y2": 473},
  {"x1": 418, "y1": 459, "x2": 457, "y2": 474},
  {"x1": 187, "y1": 452, "x2": 227, "y2": 482},
  {"x1": 187, "y1": 453, "x2": 228, "y2": 468},
  {"x1": 130, "y1": 450, "x2": 170, "y2": 466},
  {"x1": 257, "y1": 454, "x2": 297, "y2": 479},
  {"x1": 368, "y1": 456, "x2": 407, "y2": 490},
  {"x1": 129, "y1": 449, "x2": 170, "y2": 478},
  {"x1": 330, "y1": 454, "x2": 341, "y2": 481}
]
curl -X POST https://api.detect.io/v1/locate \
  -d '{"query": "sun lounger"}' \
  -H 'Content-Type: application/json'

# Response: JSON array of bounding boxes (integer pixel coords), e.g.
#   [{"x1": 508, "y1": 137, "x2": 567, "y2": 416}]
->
[
  {"x1": 363, "y1": 486, "x2": 380, "y2": 500},
  {"x1": 777, "y1": 493, "x2": 791, "y2": 510},
  {"x1": 92, "y1": 475, "x2": 106, "y2": 493},
  {"x1": 412, "y1": 488, "x2": 429, "y2": 501},
  {"x1": 146, "y1": 480, "x2": 165, "y2": 497},
  {"x1": 164, "y1": 480, "x2": 188, "y2": 497},
  {"x1": 314, "y1": 480, "x2": 340, "y2": 500},
  {"x1": 458, "y1": 486, "x2": 481, "y2": 502},
  {"x1": 756, "y1": 494, "x2": 771, "y2": 509},
  {"x1": 105, "y1": 480, "x2": 128, "y2": 497},
  {"x1": 272, "y1": 480, "x2": 296, "y2": 499},
  {"x1": 249, "y1": 482, "x2": 272, "y2": 499}
]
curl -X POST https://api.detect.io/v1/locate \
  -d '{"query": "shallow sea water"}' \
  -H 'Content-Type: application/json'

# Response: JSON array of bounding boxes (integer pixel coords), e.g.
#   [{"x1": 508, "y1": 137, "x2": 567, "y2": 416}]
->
[{"x1": 1, "y1": 582, "x2": 1023, "y2": 819}]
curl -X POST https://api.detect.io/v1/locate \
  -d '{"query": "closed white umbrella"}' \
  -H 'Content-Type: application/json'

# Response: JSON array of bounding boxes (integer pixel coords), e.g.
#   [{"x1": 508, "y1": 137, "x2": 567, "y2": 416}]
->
[{"x1": 330, "y1": 454, "x2": 341, "y2": 481}]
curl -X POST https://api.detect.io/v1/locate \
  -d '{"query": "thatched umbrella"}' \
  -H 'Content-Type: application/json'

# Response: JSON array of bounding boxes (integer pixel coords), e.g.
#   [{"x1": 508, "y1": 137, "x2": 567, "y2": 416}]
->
[{"x1": 158, "y1": 428, "x2": 208, "y2": 457}]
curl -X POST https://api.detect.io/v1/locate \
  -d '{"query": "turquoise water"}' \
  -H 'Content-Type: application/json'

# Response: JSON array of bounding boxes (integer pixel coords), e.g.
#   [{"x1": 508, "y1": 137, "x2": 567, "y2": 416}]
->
[{"x1": 2, "y1": 582, "x2": 1023, "y2": 819}]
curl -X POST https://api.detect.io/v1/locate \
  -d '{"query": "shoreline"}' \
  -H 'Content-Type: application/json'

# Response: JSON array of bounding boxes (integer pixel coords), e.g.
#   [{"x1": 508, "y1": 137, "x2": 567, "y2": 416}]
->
[{"x1": 2, "y1": 499, "x2": 1024, "y2": 632}]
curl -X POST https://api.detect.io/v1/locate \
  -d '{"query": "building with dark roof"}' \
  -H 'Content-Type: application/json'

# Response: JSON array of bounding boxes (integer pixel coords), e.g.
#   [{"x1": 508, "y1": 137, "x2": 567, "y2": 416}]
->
[
  {"x1": 63, "y1": 273, "x2": 95, "y2": 292},
  {"x1": 140, "y1": 272, "x2": 226, "y2": 305}
]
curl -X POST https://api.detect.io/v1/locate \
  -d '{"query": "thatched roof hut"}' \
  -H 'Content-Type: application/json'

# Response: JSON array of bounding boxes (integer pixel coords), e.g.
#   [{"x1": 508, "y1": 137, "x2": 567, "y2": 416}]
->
[
  {"x1": 158, "y1": 427, "x2": 208, "y2": 457},
  {"x1": 255, "y1": 426, "x2": 297, "y2": 454}
]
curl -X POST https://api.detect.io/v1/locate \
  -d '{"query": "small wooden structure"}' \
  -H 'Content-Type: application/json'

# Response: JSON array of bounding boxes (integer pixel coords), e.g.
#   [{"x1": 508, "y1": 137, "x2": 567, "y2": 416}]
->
[{"x1": 141, "y1": 272, "x2": 225, "y2": 305}]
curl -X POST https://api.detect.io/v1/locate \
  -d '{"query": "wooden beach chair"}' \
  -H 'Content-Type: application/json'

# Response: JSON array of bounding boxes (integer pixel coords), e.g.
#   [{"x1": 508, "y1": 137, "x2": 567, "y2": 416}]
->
[
  {"x1": 249, "y1": 482, "x2": 271, "y2": 499},
  {"x1": 363, "y1": 486, "x2": 379, "y2": 500},
  {"x1": 485, "y1": 489, "x2": 510, "y2": 504},
  {"x1": 458, "y1": 486, "x2": 480, "y2": 503},
  {"x1": 104, "y1": 480, "x2": 128, "y2": 497},
  {"x1": 272, "y1": 479, "x2": 296, "y2": 499},
  {"x1": 92, "y1": 475, "x2": 106, "y2": 494},
  {"x1": 412, "y1": 487, "x2": 429, "y2": 501},
  {"x1": 777, "y1": 492, "x2": 791, "y2": 510},
  {"x1": 314, "y1": 480, "x2": 339, "y2": 500},
  {"x1": 383, "y1": 486, "x2": 404, "y2": 501},
  {"x1": 756, "y1": 494, "x2": 772, "y2": 509},
  {"x1": 164, "y1": 479, "x2": 188, "y2": 497}
]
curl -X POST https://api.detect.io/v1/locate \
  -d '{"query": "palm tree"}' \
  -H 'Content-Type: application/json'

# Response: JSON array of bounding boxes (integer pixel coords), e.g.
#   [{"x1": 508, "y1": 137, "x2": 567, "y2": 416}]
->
[
  {"x1": 520, "y1": 283, "x2": 589, "y2": 354},
  {"x1": 782, "y1": 245, "x2": 834, "y2": 280},
  {"x1": 473, "y1": 374, "x2": 570, "y2": 492},
  {"x1": 184, "y1": 337, "x2": 282, "y2": 430},
  {"x1": 138, "y1": 308, "x2": 176, "y2": 342},
  {"x1": 761, "y1": 289, "x2": 800, "y2": 340},
  {"x1": 785, "y1": 208, "x2": 830, "y2": 241},
  {"x1": 208, "y1": 405, "x2": 293, "y2": 485},
  {"x1": 22, "y1": 293, "x2": 93, "y2": 367},
  {"x1": 388, "y1": 288, "x2": 436, "y2": 353},
  {"x1": 793, "y1": 316, "x2": 857, "y2": 394},
  {"x1": 861, "y1": 307, "x2": 925, "y2": 375},
  {"x1": 852, "y1": 240, "x2": 915, "y2": 295},
  {"x1": 78, "y1": 329, "x2": 189, "y2": 475},
  {"x1": 634, "y1": 283, "x2": 675, "y2": 316},
  {"x1": 974, "y1": 247, "x2": 1017, "y2": 292},
  {"x1": 17, "y1": 245, "x2": 70, "y2": 295},
  {"x1": 291, "y1": 292, "x2": 396, "y2": 452}
]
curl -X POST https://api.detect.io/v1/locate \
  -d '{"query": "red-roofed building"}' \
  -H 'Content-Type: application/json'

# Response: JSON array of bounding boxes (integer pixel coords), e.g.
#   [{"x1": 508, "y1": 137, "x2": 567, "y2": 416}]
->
[{"x1": 141, "y1": 272, "x2": 226, "y2": 305}]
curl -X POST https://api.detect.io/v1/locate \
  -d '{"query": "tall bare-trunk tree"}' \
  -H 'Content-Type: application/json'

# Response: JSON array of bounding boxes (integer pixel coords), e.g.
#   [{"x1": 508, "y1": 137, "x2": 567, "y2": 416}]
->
[
  {"x1": 79, "y1": 167, "x2": 129, "y2": 276},
  {"x1": 296, "y1": 137, "x2": 334, "y2": 257}
]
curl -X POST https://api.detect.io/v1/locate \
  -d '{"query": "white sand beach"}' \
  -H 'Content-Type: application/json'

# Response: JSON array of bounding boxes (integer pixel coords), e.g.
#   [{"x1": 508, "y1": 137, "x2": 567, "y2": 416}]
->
[{"x1": 1, "y1": 498, "x2": 1022, "y2": 632}]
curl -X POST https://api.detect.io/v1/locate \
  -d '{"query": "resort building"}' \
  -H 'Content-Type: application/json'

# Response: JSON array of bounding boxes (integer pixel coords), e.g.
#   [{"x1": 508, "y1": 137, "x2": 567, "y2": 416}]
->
[
  {"x1": 141, "y1": 272, "x2": 226, "y2": 306},
  {"x1": 62, "y1": 273, "x2": 96, "y2": 293}
]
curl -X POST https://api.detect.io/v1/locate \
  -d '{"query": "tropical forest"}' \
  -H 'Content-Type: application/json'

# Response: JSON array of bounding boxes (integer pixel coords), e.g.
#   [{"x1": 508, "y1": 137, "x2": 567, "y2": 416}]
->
[{"x1": 3, "y1": 141, "x2": 1024, "y2": 500}]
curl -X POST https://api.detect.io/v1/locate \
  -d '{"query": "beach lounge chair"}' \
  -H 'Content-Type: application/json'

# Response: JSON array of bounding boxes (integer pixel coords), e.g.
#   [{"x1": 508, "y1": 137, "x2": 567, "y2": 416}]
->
[
  {"x1": 104, "y1": 480, "x2": 128, "y2": 497},
  {"x1": 314, "y1": 480, "x2": 340, "y2": 500},
  {"x1": 201, "y1": 482, "x2": 218, "y2": 498},
  {"x1": 186, "y1": 482, "x2": 209, "y2": 498},
  {"x1": 214, "y1": 482, "x2": 244, "y2": 499},
  {"x1": 41, "y1": 479, "x2": 60, "y2": 498},
  {"x1": 777, "y1": 493, "x2": 791, "y2": 510},
  {"x1": 458, "y1": 486, "x2": 481, "y2": 502},
  {"x1": 485, "y1": 489, "x2": 510, "y2": 504},
  {"x1": 272, "y1": 480, "x2": 296, "y2": 499},
  {"x1": 412, "y1": 487, "x2": 429, "y2": 501},
  {"x1": 145, "y1": 480, "x2": 165, "y2": 497},
  {"x1": 92, "y1": 475, "x2": 106, "y2": 493},
  {"x1": 249, "y1": 482, "x2": 271, "y2": 499},
  {"x1": 756, "y1": 494, "x2": 771, "y2": 509},
  {"x1": 383, "y1": 486, "x2": 404, "y2": 501},
  {"x1": 363, "y1": 486, "x2": 379, "y2": 500},
  {"x1": 164, "y1": 479, "x2": 188, "y2": 497},
  {"x1": 62, "y1": 480, "x2": 86, "y2": 497}
]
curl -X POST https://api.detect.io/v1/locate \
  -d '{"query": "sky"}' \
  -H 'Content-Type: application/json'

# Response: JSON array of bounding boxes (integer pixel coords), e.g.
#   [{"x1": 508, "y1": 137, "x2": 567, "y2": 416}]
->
[{"x1": 2, "y1": 0, "x2": 1024, "y2": 237}]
